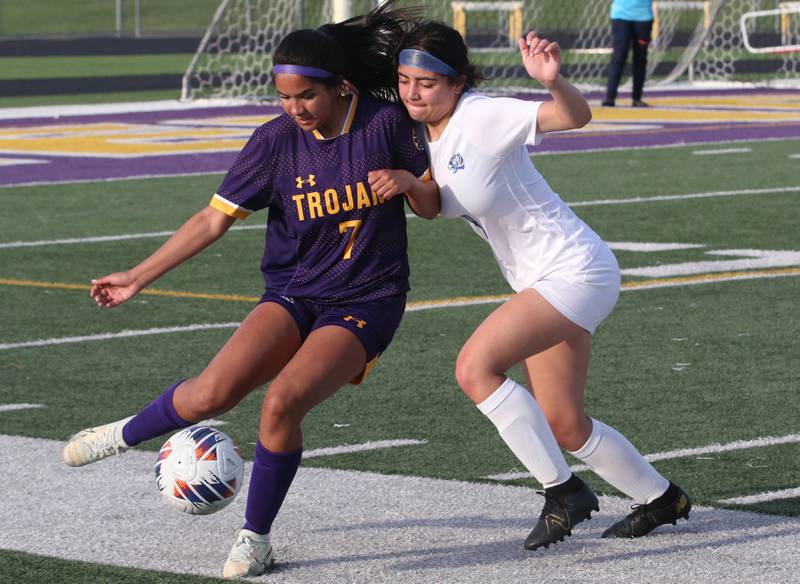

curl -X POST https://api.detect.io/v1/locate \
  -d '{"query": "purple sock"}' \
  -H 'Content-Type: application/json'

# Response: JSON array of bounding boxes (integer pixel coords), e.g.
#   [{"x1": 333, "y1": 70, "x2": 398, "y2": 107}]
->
[
  {"x1": 121, "y1": 381, "x2": 192, "y2": 446},
  {"x1": 243, "y1": 442, "x2": 303, "y2": 535}
]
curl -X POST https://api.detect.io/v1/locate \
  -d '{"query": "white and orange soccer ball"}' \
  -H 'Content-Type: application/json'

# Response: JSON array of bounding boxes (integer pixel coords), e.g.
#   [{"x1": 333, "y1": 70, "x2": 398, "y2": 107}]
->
[{"x1": 155, "y1": 426, "x2": 244, "y2": 515}]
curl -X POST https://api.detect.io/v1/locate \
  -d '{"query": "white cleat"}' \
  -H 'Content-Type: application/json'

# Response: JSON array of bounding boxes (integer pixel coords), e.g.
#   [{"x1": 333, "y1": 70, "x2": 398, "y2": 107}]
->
[
  {"x1": 62, "y1": 416, "x2": 134, "y2": 467},
  {"x1": 223, "y1": 529, "x2": 275, "y2": 579}
]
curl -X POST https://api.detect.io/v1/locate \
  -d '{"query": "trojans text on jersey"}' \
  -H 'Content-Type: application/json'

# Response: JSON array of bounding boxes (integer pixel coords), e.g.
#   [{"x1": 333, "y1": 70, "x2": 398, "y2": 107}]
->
[{"x1": 291, "y1": 179, "x2": 385, "y2": 222}]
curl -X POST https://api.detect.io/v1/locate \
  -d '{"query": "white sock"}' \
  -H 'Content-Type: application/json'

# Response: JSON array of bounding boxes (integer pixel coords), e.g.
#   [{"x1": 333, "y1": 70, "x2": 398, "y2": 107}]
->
[
  {"x1": 569, "y1": 418, "x2": 669, "y2": 503},
  {"x1": 477, "y1": 378, "x2": 572, "y2": 489}
]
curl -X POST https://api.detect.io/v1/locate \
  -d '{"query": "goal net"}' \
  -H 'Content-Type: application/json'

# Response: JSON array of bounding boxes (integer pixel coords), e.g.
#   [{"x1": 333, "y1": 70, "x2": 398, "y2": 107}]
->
[{"x1": 181, "y1": 0, "x2": 800, "y2": 101}]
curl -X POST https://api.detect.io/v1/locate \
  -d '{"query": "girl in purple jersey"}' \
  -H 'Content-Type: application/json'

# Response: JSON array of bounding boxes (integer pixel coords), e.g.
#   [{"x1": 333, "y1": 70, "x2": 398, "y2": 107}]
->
[
  {"x1": 395, "y1": 21, "x2": 690, "y2": 551},
  {"x1": 62, "y1": 2, "x2": 437, "y2": 578}
]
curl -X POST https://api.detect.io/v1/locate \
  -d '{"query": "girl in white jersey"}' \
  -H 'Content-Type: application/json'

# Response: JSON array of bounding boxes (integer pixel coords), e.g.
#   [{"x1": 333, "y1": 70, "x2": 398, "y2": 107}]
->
[{"x1": 394, "y1": 22, "x2": 691, "y2": 550}]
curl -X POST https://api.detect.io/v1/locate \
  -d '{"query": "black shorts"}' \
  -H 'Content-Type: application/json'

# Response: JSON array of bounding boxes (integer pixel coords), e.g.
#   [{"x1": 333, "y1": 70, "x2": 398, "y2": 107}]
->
[{"x1": 258, "y1": 292, "x2": 406, "y2": 384}]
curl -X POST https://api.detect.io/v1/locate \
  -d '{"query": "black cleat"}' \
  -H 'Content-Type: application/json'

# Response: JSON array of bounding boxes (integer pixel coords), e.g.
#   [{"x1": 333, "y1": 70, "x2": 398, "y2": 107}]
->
[
  {"x1": 631, "y1": 99, "x2": 650, "y2": 107},
  {"x1": 601, "y1": 99, "x2": 615, "y2": 107},
  {"x1": 525, "y1": 477, "x2": 599, "y2": 550},
  {"x1": 602, "y1": 483, "x2": 692, "y2": 538}
]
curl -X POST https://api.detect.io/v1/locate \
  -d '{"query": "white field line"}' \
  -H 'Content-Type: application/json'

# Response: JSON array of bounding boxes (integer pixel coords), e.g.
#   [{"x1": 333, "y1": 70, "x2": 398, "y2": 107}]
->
[
  {"x1": 621, "y1": 250, "x2": 800, "y2": 278},
  {"x1": 718, "y1": 487, "x2": 800, "y2": 505},
  {"x1": 2, "y1": 269, "x2": 800, "y2": 352},
  {"x1": 302, "y1": 439, "x2": 428, "y2": 459},
  {"x1": 568, "y1": 185, "x2": 800, "y2": 207},
  {"x1": 606, "y1": 242, "x2": 706, "y2": 252},
  {"x1": 2, "y1": 186, "x2": 798, "y2": 249},
  {"x1": 486, "y1": 433, "x2": 800, "y2": 481},
  {"x1": 692, "y1": 147, "x2": 752, "y2": 155},
  {"x1": 0, "y1": 98, "x2": 245, "y2": 120},
  {"x1": 0, "y1": 403, "x2": 45, "y2": 413},
  {"x1": 0, "y1": 218, "x2": 414, "y2": 249},
  {"x1": 0, "y1": 157, "x2": 45, "y2": 166},
  {"x1": 532, "y1": 135, "x2": 800, "y2": 156},
  {"x1": 789, "y1": 153, "x2": 800, "y2": 159},
  {"x1": 0, "y1": 225, "x2": 263, "y2": 249},
  {"x1": 0, "y1": 170, "x2": 229, "y2": 190},
  {"x1": 0, "y1": 323, "x2": 240, "y2": 351}
]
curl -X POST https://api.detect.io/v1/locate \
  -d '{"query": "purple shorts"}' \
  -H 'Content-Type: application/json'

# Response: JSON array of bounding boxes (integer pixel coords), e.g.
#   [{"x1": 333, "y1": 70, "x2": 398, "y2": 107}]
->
[{"x1": 259, "y1": 292, "x2": 406, "y2": 383}]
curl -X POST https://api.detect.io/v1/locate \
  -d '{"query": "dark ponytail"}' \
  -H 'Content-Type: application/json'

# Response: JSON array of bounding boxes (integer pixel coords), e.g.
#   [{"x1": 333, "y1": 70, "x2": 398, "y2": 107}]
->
[
  {"x1": 273, "y1": 0, "x2": 419, "y2": 101},
  {"x1": 402, "y1": 21, "x2": 484, "y2": 90}
]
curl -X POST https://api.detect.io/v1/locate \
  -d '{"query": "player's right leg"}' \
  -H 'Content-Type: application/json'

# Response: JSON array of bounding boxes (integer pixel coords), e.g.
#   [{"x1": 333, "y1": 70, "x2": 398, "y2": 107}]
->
[
  {"x1": 63, "y1": 301, "x2": 302, "y2": 467},
  {"x1": 525, "y1": 344, "x2": 691, "y2": 539}
]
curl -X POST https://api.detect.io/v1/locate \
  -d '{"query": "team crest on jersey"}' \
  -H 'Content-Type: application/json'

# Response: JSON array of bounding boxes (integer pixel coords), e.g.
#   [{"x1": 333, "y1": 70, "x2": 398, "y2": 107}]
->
[{"x1": 448, "y1": 153, "x2": 465, "y2": 174}]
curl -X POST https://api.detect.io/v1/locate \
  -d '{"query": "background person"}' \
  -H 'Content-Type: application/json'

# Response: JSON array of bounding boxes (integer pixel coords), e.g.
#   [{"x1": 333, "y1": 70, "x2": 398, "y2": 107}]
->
[{"x1": 602, "y1": 0, "x2": 654, "y2": 107}]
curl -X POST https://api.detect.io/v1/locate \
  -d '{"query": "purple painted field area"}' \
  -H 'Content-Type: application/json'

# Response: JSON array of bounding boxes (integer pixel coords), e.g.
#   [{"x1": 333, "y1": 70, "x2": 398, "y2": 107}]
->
[{"x1": 1, "y1": 89, "x2": 798, "y2": 187}]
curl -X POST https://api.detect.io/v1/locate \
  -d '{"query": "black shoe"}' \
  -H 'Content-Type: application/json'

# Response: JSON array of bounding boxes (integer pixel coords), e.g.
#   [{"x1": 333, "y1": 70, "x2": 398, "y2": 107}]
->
[
  {"x1": 524, "y1": 477, "x2": 599, "y2": 550},
  {"x1": 601, "y1": 99, "x2": 615, "y2": 107},
  {"x1": 602, "y1": 483, "x2": 691, "y2": 538},
  {"x1": 631, "y1": 99, "x2": 650, "y2": 107}
]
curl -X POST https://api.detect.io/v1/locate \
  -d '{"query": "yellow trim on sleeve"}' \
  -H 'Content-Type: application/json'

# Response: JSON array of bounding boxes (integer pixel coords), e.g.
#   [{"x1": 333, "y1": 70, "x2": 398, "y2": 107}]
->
[{"x1": 209, "y1": 194, "x2": 251, "y2": 220}]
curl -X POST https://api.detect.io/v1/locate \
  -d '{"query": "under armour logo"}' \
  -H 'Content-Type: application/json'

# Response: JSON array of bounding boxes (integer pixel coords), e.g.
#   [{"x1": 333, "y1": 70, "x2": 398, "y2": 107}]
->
[
  {"x1": 295, "y1": 175, "x2": 316, "y2": 188},
  {"x1": 343, "y1": 315, "x2": 366, "y2": 329}
]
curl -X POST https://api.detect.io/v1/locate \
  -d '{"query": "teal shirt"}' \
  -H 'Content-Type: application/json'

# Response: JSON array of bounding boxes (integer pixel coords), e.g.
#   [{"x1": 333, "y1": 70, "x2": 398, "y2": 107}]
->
[{"x1": 610, "y1": 0, "x2": 654, "y2": 21}]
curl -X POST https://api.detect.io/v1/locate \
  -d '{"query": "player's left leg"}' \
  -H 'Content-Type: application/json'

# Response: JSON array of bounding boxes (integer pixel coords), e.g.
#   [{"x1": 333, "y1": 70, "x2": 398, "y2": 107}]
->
[
  {"x1": 524, "y1": 338, "x2": 691, "y2": 539},
  {"x1": 630, "y1": 19, "x2": 653, "y2": 106},
  {"x1": 456, "y1": 289, "x2": 599, "y2": 550},
  {"x1": 224, "y1": 325, "x2": 367, "y2": 578}
]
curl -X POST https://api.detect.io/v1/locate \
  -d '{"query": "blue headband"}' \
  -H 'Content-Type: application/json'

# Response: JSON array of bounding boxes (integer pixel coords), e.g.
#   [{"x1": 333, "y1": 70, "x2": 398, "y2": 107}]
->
[
  {"x1": 273, "y1": 64, "x2": 336, "y2": 79},
  {"x1": 398, "y1": 49, "x2": 458, "y2": 77}
]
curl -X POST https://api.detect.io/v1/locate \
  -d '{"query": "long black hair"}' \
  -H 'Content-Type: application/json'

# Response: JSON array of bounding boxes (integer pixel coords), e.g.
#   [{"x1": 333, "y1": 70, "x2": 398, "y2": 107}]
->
[
  {"x1": 273, "y1": 0, "x2": 419, "y2": 101},
  {"x1": 402, "y1": 21, "x2": 484, "y2": 90}
]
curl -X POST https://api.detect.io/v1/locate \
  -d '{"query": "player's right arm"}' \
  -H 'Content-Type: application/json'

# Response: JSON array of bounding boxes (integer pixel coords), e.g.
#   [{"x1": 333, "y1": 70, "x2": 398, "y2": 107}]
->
[{"x1": 90, "y1": 206, "x2": 235, "y2": 308}]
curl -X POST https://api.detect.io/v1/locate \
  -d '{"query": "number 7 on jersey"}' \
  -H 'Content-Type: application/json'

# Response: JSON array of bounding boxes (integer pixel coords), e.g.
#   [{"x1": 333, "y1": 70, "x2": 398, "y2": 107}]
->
[{"x1": 338, "y1": 219, "x2": 362, "y2": 260}]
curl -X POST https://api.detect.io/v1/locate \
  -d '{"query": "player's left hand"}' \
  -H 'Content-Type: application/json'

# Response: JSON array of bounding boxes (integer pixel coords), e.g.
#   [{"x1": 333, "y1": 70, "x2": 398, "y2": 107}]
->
[
  {"x1": 518, "y1": 31, "x2": 561, "y2": 87},
  {"x1": 368, "y1": 169, "x2": 414, "y2": 201}
]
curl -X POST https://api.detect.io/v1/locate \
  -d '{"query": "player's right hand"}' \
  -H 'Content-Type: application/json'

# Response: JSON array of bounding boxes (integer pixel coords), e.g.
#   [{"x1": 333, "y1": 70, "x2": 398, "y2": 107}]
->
[{"x1": 89, "y1": 272, "x2": 142, "y2": 308}]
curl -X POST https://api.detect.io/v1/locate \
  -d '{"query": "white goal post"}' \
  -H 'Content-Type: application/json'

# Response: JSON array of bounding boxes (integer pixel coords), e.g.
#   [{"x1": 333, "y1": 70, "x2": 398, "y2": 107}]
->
[
  {"x1": 740, "y1": 3, "x2": 800, "y2": 53},
  {"x1": 181, "y1": 0, "x2": 800, "y2": 102}
]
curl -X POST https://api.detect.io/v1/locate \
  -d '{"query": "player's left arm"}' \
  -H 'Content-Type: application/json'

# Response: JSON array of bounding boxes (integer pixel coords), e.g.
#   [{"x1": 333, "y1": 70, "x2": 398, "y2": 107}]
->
[
  {"x1": 367, "y1": 169, "x2": 440, "y2": 219},
  {"x1": 519, "y1": 31, "x2": 592, "y2": 133}
]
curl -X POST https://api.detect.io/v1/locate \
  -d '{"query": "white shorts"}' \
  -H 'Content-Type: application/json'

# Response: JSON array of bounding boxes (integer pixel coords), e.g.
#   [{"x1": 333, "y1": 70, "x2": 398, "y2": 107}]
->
[{"x1": 532, "y1": 249, "x2": 621, "y2": 334}]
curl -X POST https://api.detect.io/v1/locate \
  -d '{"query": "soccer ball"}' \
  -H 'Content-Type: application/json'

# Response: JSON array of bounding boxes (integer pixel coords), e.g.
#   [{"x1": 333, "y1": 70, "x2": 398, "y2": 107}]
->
[{"x1": 155, "y1": 426, "x2": 244, "y2": 515}]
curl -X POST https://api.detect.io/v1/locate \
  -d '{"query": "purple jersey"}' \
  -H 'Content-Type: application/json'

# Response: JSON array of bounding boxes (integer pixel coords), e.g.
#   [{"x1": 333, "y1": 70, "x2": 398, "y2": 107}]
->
[{"x1": 211, "y1": 95, "x2": 429, "y2": 303}]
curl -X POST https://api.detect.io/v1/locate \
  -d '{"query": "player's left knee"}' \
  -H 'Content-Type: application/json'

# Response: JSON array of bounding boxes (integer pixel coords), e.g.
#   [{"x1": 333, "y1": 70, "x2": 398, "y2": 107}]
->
[{"x1": 260, "y1": 387, "x2": 305, "y2": 434}]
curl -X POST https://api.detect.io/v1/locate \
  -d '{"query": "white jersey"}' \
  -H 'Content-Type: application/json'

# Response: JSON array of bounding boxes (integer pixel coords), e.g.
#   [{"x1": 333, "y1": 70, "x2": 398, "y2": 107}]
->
[{"x1": 422, "y1": 92, "x2": 613, "y2": 293}]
